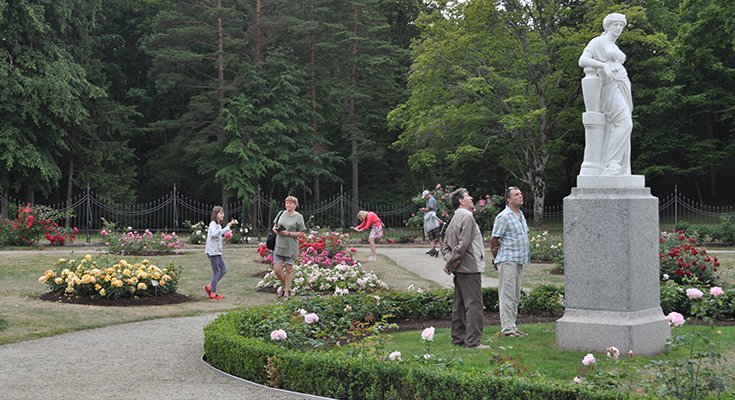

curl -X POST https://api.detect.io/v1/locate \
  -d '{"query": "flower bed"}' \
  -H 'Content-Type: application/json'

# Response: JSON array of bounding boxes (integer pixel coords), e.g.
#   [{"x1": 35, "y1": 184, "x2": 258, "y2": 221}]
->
[
  {"x1": 39, "y1": 254, "x2": 180, "y2": 299},
  {"x1": 204, "y1": 288, "x2": 616, "y2": 400},
  {"x1": 100, "y1": 218, "x2": 186, "y2": 256},
  {"x1": 185, "y1": 220, "x2": 250, "y2": 244},
  {"x1": 256, "y1": 229, "x2": 388, "y2": 295}
]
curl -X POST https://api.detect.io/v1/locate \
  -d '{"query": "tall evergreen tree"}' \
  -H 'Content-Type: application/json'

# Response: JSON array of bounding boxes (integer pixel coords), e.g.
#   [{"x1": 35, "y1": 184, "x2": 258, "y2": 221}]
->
[
  {"x1": 0, "y1": 0, "x2": 104, "y2": 201},
  {"x1": 144, "y1": 0, "x2": 250, "y2": 204}
]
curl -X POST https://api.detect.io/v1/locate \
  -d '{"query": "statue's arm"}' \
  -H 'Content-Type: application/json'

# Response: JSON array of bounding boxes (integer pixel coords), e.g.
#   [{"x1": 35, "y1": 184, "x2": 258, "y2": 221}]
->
[{"x1": 579, "y1": 47, "x2": 612, "y2": 78}]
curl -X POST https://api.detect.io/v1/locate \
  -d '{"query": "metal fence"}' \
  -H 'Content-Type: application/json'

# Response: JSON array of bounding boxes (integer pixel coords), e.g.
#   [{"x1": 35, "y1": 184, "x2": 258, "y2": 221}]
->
[
  {"x1": 0, "y1": 186, "x2": 418, "y2": 243},
  {"x1": 2, "y1": 186, "x2": 734, "y2": 243}
]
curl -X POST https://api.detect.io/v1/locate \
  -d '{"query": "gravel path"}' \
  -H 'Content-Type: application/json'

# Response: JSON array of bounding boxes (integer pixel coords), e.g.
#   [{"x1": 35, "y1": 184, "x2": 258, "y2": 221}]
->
[
  {"x1": 0, "y1": 247, "x2": 492, "y2": 399},
  {"x1": 377, "y1": 246, "x2": 499, "y2": 288}
]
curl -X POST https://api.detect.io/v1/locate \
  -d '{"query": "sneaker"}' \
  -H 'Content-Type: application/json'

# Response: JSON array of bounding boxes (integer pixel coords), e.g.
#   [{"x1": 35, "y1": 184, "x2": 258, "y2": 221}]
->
[
  {"x1": 204, "y1": 284, "x2": 212, "y2": 296},
  {"x1": 502, "y1": 331, "x2": 524, "y2": 337},
  {"x1": 209, "y1": 292, "x2": 224, "y2": 300},
  {"x1": 425, "y1": 249, "x2": 434, "y2": 254},
  {"x1": 466, "y1": 343, "x2": 491, "y2": 350},
  {"x1": 366, "y1": 256, "x2": 376, "y2": 262}
]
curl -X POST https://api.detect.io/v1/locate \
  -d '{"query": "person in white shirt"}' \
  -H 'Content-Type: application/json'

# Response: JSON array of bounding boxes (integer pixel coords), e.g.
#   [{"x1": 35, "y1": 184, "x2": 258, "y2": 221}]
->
[{"x1": 204, "y1": 206, "x2": 237, "y2": 300}]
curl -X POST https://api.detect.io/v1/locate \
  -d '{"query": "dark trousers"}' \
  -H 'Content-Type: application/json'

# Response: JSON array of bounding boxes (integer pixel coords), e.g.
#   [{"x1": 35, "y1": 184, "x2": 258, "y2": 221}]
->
[{"x1": 451, "y1": 272, "x2": 484, "y2": 347}]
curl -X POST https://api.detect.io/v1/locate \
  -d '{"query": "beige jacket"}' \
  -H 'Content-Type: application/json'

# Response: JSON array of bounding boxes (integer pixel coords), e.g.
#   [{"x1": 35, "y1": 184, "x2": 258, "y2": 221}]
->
[{"x1": 442, "y1": 208, "x2": 486, "y2": 274}]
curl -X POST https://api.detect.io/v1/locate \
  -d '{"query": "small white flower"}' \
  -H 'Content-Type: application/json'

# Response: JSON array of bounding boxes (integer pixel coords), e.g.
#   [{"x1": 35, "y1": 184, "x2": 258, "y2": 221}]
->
[
  {"x1": 663, "y1": 273, "x2": 669, "y2": 280},
  {"x1": 573, "y1": 376, "x2": 583, "y2": 384},
  {"x1": 388, "y1": 351, "x2": 402, "y2": 362},
  {"x1": 423, "y1": 353, "x2": 431, "y2": 360}
]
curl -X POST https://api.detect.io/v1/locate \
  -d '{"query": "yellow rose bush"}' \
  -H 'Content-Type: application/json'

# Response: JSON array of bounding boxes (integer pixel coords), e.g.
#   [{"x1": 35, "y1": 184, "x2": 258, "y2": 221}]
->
[{"x1": 39, "y1": 255, "x2": 180, "y2": 299}]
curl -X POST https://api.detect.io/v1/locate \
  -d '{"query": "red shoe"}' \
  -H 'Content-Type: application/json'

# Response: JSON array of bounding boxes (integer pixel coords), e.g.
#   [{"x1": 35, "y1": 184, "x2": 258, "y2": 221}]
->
[
  {"x1": 209, "y1": 292, "x2": 224, "y2": 300},
  {"x1": 204, "y1": 284, "x2": 212, "y2": 296}
]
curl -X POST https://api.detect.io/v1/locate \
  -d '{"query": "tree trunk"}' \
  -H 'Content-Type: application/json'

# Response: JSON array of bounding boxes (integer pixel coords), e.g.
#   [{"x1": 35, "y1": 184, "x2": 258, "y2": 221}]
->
[
  {"x1": 216, "y1": 1, "x2": 225, "y2": 112},
  {"x1": 349, "y1": 4, "x2": 359, "y2": 223},
  {"x1": 217, "y1": 0, "x2": 227, "y2": 206},
  {"x1": 65, "y1": 156, "x2": 74, "y2": 229},
  {"x1": 254, "y1": 0, "x2": 262, "y2": 62},
  {"x1": 309, "y1": 0, "x2": 320, "y2": 203}
]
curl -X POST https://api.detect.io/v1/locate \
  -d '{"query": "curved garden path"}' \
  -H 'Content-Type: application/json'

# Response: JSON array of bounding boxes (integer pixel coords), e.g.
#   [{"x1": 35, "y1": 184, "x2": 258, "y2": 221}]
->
[{"x1": 0, "y1": 247, "x2": 477, "y2": 400}]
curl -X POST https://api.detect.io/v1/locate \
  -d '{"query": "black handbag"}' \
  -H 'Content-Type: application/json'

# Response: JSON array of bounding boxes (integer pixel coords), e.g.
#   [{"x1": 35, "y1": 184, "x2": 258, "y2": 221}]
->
[{"x1": 265, "y1": 211, "x2": 284, "y2": 250}]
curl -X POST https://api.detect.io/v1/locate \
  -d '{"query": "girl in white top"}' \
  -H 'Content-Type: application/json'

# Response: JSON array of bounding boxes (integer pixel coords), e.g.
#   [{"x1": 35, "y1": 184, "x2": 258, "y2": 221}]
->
[{"x1": 204, "y1": 206, "x2": 237, "y2": 300}]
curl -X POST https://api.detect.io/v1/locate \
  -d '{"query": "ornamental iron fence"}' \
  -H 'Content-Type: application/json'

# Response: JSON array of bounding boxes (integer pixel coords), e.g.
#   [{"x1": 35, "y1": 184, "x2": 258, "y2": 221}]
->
[{"x1": 1, "y1": 186, "x2": 733, "y2": 244}]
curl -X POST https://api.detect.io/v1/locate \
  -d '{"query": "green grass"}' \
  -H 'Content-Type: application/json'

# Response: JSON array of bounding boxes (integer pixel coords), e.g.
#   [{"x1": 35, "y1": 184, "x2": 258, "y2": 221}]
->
[
  {"x1": 0, "y1": 245, "x2": 435, "y2": 345},
  {"x1": 382, "y1": 323, "x2": 735, "y2": 385},
  {"x1": 0, "y1": 317, "x2": 7, "y2": 331}
]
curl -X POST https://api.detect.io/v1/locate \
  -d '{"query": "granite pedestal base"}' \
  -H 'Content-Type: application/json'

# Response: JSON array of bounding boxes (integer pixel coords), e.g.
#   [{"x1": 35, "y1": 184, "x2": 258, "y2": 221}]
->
[{"x1": 556, "y1": 187, "x2": 670, "y2": 355}]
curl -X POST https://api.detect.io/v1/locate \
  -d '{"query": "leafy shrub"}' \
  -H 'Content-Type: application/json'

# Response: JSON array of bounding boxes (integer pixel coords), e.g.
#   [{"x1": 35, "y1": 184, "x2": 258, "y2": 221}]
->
[
  {"x1": 709, "y1": 214, "x2": 735, "y2": 244},
  {"x1": 529, "y1": 231, "x2": 564, "y2": 263},
  {"x1": 101, "y1": 218, "x2": 186, "y2": 255},
  {"x1": 39, "y1": 254, "x2": 180, "y2": 299},
  {"x1": 405, "y1": 184, "x2": 503, "y2": 233},
  {"x1": 257, "y1": 263, "x2": 388, "y2": 296},
  {"x1": 0, "y1": 204, "x2": 77, "y2": 246},
  {"x1": 184, "y1": 220, "x2": 207, "y2": 244},
  {"x1": 520, "y1": 284, "x2": 564, "y2": 315},
  {"x1": 659, "y1": 230, "x2": 719, "y2": 285}
]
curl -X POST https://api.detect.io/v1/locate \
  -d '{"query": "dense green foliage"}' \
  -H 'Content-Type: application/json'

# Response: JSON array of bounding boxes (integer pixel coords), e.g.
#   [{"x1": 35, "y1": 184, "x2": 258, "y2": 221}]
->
[{"x1": 2, "y1": 0, "x2": 735, "y2": 208}]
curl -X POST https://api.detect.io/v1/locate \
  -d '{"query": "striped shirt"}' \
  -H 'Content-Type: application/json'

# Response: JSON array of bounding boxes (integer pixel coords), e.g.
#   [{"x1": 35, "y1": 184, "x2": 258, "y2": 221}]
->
[{"x1": 491, "y1": 207, "x2": 530, "y2": 265}]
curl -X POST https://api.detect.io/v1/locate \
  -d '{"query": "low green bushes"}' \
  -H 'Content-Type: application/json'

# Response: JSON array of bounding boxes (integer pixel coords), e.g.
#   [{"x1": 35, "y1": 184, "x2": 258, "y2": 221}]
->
[{"x1": 204, "y1": 288, "x2": 619, "y2": 400}]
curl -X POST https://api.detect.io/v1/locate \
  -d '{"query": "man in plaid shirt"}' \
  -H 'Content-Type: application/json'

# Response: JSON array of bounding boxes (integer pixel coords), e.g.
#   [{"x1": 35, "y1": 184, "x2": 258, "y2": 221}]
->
[{"x1": 491, "y1": 186, "x2": 531, "y2": 337}]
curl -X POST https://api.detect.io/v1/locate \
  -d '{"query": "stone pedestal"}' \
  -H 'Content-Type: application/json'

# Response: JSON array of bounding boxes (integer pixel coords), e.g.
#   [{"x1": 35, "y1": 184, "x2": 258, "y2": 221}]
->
[{"x1": 556, "y1": 186, "x2": 670, "y2": 355}]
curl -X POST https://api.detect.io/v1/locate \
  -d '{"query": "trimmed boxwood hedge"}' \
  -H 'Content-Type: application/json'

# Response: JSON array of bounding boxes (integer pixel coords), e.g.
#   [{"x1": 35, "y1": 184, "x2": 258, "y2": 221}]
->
[{"x1": 204, "y1": 287, "x2": 626, "y2": 400}]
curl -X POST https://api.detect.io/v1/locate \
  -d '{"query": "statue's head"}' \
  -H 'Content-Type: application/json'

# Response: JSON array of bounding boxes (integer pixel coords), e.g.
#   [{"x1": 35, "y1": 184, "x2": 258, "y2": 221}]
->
[{"x1": 602, "y1": 13, "x2": 627, "y2": 31}]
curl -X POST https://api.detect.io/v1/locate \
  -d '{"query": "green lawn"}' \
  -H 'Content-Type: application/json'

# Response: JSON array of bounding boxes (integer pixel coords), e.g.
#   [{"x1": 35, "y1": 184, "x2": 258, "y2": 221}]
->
[
  {"x1": 0, "y1": 245, "x2": 435, "y2": 345},
  {"x1": 383, "y1": 323, "x2": 735, "y2": 387}
]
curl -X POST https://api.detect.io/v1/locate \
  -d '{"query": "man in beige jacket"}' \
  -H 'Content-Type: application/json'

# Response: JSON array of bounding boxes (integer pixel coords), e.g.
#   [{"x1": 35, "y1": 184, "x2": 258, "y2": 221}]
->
[{"x1": 442, "y1": 188, "x2": 489, "y2": 349}]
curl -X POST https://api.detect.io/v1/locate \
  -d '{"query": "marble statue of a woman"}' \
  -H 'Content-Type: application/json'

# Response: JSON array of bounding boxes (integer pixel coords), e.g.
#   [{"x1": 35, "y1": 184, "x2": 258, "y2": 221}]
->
[{"x1": 578, "y1": 13, "x2": 633, "y2": 176}]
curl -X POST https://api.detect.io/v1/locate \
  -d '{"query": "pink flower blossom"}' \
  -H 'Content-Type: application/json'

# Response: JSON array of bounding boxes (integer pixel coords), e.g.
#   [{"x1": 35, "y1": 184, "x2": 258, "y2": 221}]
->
[
  {"x1": 686, "y1": 288, "x2": 704, "y2": 299},
  {"x1": 710, "y1": 286, "x2": 724, "y2": 297},
  {"x1": 270, "y1": 329, "x2": 287, "y2": 340},
  {"x1": 666, "y1": 311, "x2": 685, "y2": 327},
  {"x1": 421, "y1": 327, "x2": 435, "y2": 341},
  {"x1": 582, "y1": 353, "x2": 595, "y2": 366},
  {"x1": 304, "y1": 313, "x2": 319, "y2": 324}
]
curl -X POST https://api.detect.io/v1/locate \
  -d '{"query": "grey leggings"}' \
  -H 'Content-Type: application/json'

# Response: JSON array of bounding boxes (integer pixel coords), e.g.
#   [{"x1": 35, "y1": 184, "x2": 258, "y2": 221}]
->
[{"x1": 208, "y1": 254, "x2": 228, "y2": 292}]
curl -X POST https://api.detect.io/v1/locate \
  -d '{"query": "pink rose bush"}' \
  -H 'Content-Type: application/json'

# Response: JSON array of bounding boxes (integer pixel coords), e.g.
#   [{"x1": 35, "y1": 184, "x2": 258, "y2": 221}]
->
[
  {"x1": 257, "y1": 229, "x2": 388, "y2": 296},
  {"x1": 101, "y1": 218, "x2": 186, "y2": 255}
]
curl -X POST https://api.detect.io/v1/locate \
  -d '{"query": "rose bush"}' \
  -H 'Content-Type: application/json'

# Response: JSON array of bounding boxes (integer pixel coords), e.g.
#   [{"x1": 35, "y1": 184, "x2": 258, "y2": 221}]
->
[
  {"x1": 659, "y1": 230, "x2": 719, "y2": 285},
  {"x1": 256, "y1": 262, "x2": 388, "y2": 296},
  {"x1": 0, "y1": 204, "x2": 77, "y2": 246},
  {"x1": 406, "y1": 184, "x2": 502, "y2": 233},
  {"x1": 529, "y1": 231, "x2": 563, "y2": 263},
  {"x1": 39, "y1": 254, "x2": 180, "y2": 299},
  {"x1": 101, "y1": 218, "x2": 185, "y2": 255}
]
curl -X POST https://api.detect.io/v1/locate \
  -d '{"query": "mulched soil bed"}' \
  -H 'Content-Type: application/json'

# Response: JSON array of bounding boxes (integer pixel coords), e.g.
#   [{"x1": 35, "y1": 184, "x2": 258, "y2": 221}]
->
[{"x1": 39, "y1": 291, "x2": 193, "y2": 307}]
